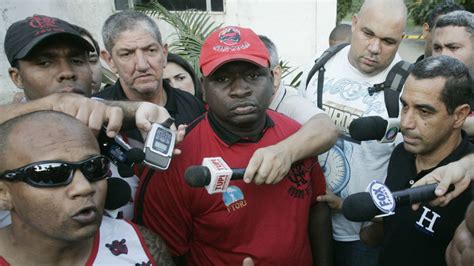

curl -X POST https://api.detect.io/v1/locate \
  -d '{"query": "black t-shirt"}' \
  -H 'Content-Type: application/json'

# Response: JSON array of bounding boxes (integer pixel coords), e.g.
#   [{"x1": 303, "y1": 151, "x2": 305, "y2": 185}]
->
[
  {"x1": 93, "y1": 79, "x2": 205, "y2": 127},
  {"x1": 380, "y1": 131, "x2": 474, "y2": 266}
]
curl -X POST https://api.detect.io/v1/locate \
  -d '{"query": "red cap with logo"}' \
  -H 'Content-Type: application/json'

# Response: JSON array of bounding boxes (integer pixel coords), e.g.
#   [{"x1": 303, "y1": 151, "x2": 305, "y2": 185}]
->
[{"x1": 199, "y1": 26, "x2": 269, "y2": 77}]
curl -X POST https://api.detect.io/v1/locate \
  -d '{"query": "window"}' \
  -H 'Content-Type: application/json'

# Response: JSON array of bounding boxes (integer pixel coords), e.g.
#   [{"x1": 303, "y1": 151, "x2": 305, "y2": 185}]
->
[{"x1": 115, "y1": 0, "x2": 224, "y2": 12}]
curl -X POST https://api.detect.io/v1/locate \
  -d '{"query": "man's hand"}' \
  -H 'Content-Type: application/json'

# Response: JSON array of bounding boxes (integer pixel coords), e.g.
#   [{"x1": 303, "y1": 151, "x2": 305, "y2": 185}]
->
[
  {"x1": 135, "y1": 102, "x2": 173, "y2": 133},
  {"x1": 48, "y1": 93, "x2": 124, "y2": 137},
  {"x1": 317, "y1": 190, "x2": 343, "y2": 211},
  {"x1": 244, "y1": 143, "x2": 293, "y2": 185},
  {"x1": 172, "y1": 124, "x2": 187, "y2": 156},
  {"x1": 411, "y1": 154, "x2": 474, "y2": 210}
]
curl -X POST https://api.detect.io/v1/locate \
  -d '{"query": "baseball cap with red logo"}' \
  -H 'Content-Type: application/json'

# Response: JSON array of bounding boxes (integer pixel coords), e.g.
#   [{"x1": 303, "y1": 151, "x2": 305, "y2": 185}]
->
[
  {"x1": 4, "y1": 14, "x2": 94, "y2": 65},
  {"x1": 199, "y1": 26, "x2": 269, "y2": 77}
]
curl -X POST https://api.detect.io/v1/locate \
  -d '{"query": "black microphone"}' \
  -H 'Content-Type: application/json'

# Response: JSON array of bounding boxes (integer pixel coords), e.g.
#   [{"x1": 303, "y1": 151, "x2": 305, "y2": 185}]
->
[
  {"x1": 105, "y1": 177, "x2": 132, "y2": 210},
  {"x1": 126, "y1": 148, "x2": 145, "y2": 163},
  {"x1": 349, "y1": 116, "x2": 399, "y2": 143},
  {"x1": 184, "y1": 165, "x2": 245, "y2": 187},
  {"x1": 342, "y1": 183, "x2": 455, "y2": 222},
  {"x1": 117, "y1": 162, "x2": 135, "y2": 177}
]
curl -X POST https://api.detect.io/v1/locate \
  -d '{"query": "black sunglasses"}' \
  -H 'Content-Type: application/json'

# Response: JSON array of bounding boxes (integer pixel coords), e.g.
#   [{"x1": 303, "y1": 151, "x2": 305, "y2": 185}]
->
[{"x1": 0, "y1": 155, "x2": 110, "y2": 188}]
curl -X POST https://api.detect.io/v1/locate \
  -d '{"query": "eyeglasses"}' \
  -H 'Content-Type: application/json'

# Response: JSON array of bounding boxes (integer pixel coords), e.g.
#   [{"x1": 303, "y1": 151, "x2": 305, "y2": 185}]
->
[{"x1": 0, "y1": 155, "x2": 110, "y2": 188}]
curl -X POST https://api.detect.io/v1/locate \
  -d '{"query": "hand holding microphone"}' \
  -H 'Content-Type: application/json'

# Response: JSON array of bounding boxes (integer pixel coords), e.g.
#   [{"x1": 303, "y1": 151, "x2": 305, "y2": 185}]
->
[
  {"x1": 184, "y1": 157, "x2": 245, "y2": 194},
  {"x1": 342, "y1": 180, "x2": 455, "y2": 222},
  {"x1": 349, "y1": 116, "x2": 400, "y2": 143}
]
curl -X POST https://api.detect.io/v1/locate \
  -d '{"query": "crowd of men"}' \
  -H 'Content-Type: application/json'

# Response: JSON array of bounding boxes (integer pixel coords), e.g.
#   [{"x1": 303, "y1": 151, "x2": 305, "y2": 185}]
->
[{"x1": 0, "y1": 0, "x2": 473, "y2": 265}]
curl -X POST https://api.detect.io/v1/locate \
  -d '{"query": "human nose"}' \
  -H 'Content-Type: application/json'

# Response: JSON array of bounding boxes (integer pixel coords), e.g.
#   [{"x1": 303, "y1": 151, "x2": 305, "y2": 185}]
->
[
  {"x1": 57, "y1": 60, "x2": 77, "y2": 82},
  {"x1": 135, "y1": 50, "x2": 150, "y2": 72},
  {"x1": 368, "y1": 38, "x2": 381, "y2": 55},
  {"x1": 229, "y1": 78, "x2": 251, "y2": 97},
  {"x1": 439, "y1": 49, "x2": 453, "y2": 57},
  {"x1": 400, "y1": 109, "x2": 415, "y2": 131},
  {"x1": 66, "y1": 170, "x2": 96, "y2": 199}
]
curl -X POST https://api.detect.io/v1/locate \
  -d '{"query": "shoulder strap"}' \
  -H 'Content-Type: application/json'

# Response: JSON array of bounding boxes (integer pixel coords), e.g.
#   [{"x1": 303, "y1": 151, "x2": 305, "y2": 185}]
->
[
  {"x1": 305, "y1": 43, "x2": 349, "y2": 108},
  {"x1": 383, "y1": 60, "x2": 413, "y2": 118},
  {"x1": 305, "y1": 43, "x2": 350, "y2": 89}
]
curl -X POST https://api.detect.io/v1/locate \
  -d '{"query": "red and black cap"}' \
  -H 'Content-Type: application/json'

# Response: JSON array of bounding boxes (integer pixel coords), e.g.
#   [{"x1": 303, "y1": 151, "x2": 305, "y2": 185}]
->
[
  {"x1": 199, "y1": 26, "x2": 270, "y2": 77},
  {"x1": 4, "y1": 14, "x2": 94, "y2": 65}
]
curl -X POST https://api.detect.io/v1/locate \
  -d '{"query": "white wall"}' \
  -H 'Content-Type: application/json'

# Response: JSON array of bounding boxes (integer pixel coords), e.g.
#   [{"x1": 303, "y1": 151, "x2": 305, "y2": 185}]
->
[{"x1": 0, "y1": 0, "x2": 336, "y2": 104}]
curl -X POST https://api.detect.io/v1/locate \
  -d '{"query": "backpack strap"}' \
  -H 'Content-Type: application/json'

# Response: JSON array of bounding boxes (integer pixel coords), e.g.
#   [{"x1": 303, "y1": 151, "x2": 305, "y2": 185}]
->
[
  {"x1": 367, "y1": 60, "x2": 413, "y2": 118},
  {"x1": 384, "y1": 60, "x2": 413, "y2": 118},
  {"x1": 305, "y1": 43, "x2": 350, "y2": 108}
]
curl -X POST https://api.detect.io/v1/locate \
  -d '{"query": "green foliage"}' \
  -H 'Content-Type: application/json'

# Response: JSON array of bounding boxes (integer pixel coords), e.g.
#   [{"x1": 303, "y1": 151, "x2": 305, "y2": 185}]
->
[
  {"x1": 137, "y1": 1, "x2": 222, "y2": 77},
  {"x1": 407, "y1": 1, "x2": 438, "y2": 25},
  {"x1": 407, "y1": 0, "x2": 472, "y2": 25},
  {"x1": 280, "y1": 59, "x2": 303, "y2": 88},
  {"x1": 136, "y1": 0, "x2": 302, "y2": 85},
  {"x1": 337, "y1": 0, "x2": 352, "y2": 23}
]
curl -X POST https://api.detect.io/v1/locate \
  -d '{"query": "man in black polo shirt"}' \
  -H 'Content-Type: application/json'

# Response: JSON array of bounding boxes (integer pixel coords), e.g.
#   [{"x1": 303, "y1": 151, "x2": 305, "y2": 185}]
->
[
  {"x1": 96, "y1": 10, "x2": 205, "y2": 126},
  {"x1": 374, "y1": 56, "x2": 474, "y2": 266}
]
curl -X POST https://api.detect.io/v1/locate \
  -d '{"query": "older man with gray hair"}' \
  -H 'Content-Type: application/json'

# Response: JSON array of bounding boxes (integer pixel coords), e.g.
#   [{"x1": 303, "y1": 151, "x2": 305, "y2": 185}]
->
[{"x1": 96, "y1": 10, "x2": 205, "y2": 127}]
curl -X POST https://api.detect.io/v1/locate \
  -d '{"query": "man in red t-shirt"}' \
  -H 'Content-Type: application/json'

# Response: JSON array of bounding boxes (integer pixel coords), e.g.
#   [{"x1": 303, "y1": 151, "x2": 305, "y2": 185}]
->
[{"x1": 138, "y1": 26, "x2": 332, "y2": 265}]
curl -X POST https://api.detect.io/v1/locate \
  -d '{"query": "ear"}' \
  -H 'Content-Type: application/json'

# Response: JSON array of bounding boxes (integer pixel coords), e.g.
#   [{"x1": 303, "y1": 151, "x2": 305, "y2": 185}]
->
[
  {"x1": 200, "y1": 77, "x2": 207, "y2": 101},
  {"x1": 453, "y1": 104, "x2": 471, "y2": 129},
  {"x1": 272, "y1": 65, "x2": 282, "y2": 92},
  {"x1": 100, "y1": 50, "x2": 118, "y2": 74},
  {"x1": 351, "y1": 14, "x2": 358, "y2": 33},
  {"x1": 0, "y1": 182, "x2": 13, "y2": 211},
  {"x1": 8, "y1": 67, "x2": 24, "y2": 90},
  {"x1": 422, "y1": 23, "x2": 430, "y2": 34}
]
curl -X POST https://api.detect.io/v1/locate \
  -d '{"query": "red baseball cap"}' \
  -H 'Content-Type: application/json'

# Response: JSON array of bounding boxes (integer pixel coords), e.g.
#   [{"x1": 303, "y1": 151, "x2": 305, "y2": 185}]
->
[{"x1": 199, "y1": 26, "x2": 269, "y2": 77}]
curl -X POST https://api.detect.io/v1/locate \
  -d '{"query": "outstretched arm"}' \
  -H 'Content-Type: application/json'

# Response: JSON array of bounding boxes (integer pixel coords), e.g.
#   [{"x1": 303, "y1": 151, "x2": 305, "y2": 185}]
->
[
  {"x1": 411, "y1": 153, "x2": 474, "y2": 210},
  {"x1": 244, "y1": 113, "x2": 338, "y2": 185},
  {"x1": 0, "y1": 93, "x2": 123, "y2": 137},
  {"x1": 136, "y1": 225, "x2": 175, "y2": 265}
]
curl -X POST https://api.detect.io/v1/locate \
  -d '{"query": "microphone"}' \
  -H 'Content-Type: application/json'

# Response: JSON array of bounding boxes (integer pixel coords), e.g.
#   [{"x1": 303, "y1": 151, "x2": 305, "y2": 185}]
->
[
  {"x1": 185, "y1": 166, "x2": 245, "y2": 187},
  {"x1": 184, "y1": 157, "x2": 245, "y2": 194},
  {"x1": 117, "y1": 162, "x2": 135, "y2": 178},
  {"x1": 342, "y1": 182, "x2": 455, "y2": 222},
  {"x1": 116, "y1": 148, "x2": 145, "y2": 177},
  {"x1": 127, "y1": 148, "x2": 146, "y2": 163},
  {"x1": 105, "y1": 177, "x2": 132, "y2": 210},
  {"x1": 349, "y1": 116, "x2": 399, "y2": 143}
]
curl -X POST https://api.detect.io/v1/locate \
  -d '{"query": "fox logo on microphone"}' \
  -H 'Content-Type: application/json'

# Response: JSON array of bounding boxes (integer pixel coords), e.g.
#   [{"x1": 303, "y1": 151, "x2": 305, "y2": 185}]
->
[
  {"x1": 368, "y1": 181, "x2": 395, "y2": 215},
  {"x1": 203, "y1": 157, "x2": 233, "y2": 194}
]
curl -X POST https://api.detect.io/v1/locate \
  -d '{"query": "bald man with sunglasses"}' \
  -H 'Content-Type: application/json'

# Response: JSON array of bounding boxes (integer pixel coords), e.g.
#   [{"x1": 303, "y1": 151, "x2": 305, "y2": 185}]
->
[{"x1": 0, "y1": 111, "x2": 174, "y2": 265}]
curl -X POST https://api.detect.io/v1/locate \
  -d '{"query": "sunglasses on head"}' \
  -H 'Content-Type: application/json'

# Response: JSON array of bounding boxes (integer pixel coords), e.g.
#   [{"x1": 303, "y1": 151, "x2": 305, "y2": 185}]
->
[{"x1": 0, "y1": 155, "x2": 110, "y2": 188}]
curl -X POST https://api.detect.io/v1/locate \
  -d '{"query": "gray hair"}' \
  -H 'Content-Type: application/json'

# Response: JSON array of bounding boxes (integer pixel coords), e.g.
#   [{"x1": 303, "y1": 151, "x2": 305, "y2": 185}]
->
[
  {"x1": 258, "y1": 35, "x2": 279, "y2": 69},
  {"x1": 102, "y1": 10, "x2": 163, "y2": 53},
  {"x1": 435, "y1": 10, "x2": 474, "y2": 36}
]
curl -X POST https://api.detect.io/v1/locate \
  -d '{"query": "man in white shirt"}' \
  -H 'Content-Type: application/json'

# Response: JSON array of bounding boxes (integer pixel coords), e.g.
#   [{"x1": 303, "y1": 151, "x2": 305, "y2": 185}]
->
[{"x1": 298, "y1": 0, "x2": 407, "y2": 265}]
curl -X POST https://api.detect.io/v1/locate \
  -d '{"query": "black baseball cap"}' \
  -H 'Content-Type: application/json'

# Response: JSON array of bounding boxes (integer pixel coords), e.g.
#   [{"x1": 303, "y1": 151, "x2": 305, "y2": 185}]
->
[{"x1": 4, "y1": 14, "x2": 94, "y2": 65}]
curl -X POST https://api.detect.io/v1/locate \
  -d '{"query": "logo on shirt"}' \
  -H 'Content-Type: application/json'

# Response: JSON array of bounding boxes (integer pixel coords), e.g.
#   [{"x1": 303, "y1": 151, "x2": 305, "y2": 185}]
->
[
  {"x1": 223, "y1": 186, "x2": 247, "y2": 212},
  {"x1": 105, "y1": 238, "x2": 128, "y2": 256},
  {"x1": 324, "y1": 101, "x2": 364, "y2": 136},
  {"x1": 415, "y1": 206, "x2": 441, "y2": 235},
  {"x1": 287, "y1": 161, "x2": 312, "y2": 199}
]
